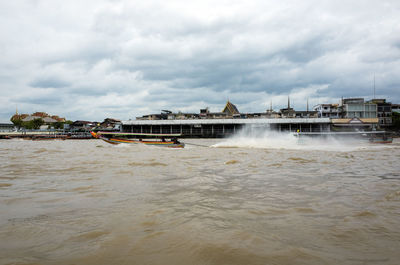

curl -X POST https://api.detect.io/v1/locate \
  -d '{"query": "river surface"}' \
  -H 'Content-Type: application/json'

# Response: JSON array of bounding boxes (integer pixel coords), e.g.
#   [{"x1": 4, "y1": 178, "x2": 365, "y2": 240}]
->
[{"x1": 1, "y1": 135, "x2": 400, "y2": 265}]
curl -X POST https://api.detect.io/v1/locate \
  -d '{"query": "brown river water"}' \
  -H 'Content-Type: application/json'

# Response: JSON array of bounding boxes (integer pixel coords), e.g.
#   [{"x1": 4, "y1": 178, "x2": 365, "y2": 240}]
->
[{"x1": 1, "y1": 134, "x2": 400, "y2": 265}]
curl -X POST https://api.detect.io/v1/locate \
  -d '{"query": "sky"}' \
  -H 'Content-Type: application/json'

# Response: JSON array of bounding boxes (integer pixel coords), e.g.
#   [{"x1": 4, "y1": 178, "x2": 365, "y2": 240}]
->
[{"x1": 1, "y1": 0, "x2": 400, "y2": 122}]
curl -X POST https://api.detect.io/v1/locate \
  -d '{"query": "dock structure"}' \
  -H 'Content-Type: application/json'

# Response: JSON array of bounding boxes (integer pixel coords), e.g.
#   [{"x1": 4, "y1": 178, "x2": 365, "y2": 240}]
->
[{"x1": 121, "y1": 118, "x2": 331, "y2": 138}]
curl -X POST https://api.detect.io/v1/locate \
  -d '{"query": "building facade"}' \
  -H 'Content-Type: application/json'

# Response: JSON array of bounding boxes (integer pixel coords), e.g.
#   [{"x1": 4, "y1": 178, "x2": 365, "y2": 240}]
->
[
  {"x1": 0, "y1": 123, "x2": 15, "y2": 132},
  {"x1": 341, "y1": 98, "x2": 377, "y2": 119},
  {"x1": 368, "y1": 99, "x2": 392, "y2": 127}
]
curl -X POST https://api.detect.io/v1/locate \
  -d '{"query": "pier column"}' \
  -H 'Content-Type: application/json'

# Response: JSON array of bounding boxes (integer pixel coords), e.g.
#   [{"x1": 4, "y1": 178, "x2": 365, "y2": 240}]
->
[
  {"x1": 212, "y1": 125, "x2": 214, "y2": 135},
  {"x1": 289, "y1": 124, "x2": 291, "y2": 132},
  {"x1": 299, "y1": 124, "x2": 302, "y2": 132},
  {"x1": 150, "y1": 125, "x2": 152, "y2": 134},
  {"x1": 170, "y1": 125, "x2": 172, "y2": 134}
]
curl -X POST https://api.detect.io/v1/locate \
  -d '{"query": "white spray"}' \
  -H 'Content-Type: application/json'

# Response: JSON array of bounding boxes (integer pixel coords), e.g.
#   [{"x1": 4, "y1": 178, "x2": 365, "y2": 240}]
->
[{"x1": 212, "y1": 125, "x2": 370, "y2": 151}]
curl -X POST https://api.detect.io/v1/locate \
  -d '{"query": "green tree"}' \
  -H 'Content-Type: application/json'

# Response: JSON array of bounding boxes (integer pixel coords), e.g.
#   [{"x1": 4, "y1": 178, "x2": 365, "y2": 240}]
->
[
  {"x1": 392, "y1": 112, "x2": 400, "y2": 131},
  {"x1": 23, "y1": 120, "x2": 34, "y2": 130},
  {"x1": 10, "y1": 117, "x2": 23, "y2": 129},
  {"x1": 22, "y1": 118, "x2": 44, "y2": 130},
  {"x1": 32, "y1": 118, "x2": 44, "y2": 129},
  {"x1": 54, "y1": 122, "x2": 64, "y2": 129}
]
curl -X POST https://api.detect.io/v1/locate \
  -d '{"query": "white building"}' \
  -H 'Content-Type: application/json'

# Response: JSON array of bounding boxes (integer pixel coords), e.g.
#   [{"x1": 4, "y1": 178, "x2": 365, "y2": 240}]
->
[{"x1": 313, "y1": 104, "x2": 340, "y2": 118}]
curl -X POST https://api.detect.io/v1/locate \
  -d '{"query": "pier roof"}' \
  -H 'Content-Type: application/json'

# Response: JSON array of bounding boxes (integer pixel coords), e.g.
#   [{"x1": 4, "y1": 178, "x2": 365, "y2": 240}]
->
[{"x1": 122, "y1": 118, "x2": 331, "y2": 126}]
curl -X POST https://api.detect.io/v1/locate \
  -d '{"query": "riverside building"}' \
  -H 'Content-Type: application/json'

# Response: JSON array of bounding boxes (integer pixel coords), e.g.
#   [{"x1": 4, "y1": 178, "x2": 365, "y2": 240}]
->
[{"x1": 120, "y1": 99, "x2": 384, "y2": 138}]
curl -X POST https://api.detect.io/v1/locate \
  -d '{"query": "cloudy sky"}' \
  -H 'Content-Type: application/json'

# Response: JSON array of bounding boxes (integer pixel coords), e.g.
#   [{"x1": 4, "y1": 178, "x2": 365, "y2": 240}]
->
[{"x1": 1, "y1": 0, "x2": 399, "y2": 122}]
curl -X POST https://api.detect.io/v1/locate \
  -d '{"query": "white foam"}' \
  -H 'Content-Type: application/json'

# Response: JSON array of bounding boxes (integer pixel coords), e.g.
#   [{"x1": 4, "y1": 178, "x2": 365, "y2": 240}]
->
[{"x1": 212, "y1": 126, "x2": 372, "y2": 151}]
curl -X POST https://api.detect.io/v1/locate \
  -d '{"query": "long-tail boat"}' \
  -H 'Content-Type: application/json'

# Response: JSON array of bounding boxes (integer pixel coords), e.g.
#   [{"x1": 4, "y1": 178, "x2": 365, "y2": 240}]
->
[{"x1": 91, "y1": 131, "x2": 185, "y2": 148}]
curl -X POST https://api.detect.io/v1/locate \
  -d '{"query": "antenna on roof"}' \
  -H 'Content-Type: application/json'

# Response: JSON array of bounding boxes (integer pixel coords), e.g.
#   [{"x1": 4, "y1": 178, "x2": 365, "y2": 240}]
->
[
  {"x1": 373, "y1": 73, "x2": 376, "y2": 99},
  {"x1": 307, "y1": 98, "x2": 309, "y2": 112},
  {"x1": 288, "y1": 96, "x2": 290, "y2": 109}
]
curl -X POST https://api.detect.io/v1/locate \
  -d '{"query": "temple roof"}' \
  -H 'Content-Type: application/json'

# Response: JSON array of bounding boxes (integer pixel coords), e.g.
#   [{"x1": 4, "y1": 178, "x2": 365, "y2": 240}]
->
[{"x1": 222, "y1": 101, "x2": 240, "y2": 115}]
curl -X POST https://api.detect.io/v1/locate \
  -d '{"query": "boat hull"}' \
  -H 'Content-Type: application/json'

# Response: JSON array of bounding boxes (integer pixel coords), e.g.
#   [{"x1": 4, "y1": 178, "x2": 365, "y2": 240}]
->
[
  {"x1": 100, "y1": 136, "x2": 185, "y2": 148},
  {"x1": 368, "y1": 138, "x2": 393, "y2": 144},
  {"x1": 294, "y1": 131, "x2": 393, "y2": 144},
  {"x1": 32, "y1": 135, "x2": 67, "y2": 141}
]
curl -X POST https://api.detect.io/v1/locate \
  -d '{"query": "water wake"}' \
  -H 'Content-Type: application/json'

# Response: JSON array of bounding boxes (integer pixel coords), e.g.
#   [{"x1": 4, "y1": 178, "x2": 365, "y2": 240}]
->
[{"x1": 212, "y1": 126, "x2": 368, "y2": 151}]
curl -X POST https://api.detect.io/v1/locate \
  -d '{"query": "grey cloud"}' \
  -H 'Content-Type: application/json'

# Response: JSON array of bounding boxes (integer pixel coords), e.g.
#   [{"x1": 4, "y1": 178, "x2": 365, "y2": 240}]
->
[
  {"x1": 1, "y1": 0, "x2": 400, "y2": 122},
  {"x1": 30, "y1": 77, "x2": 70, "y2": 88}
]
